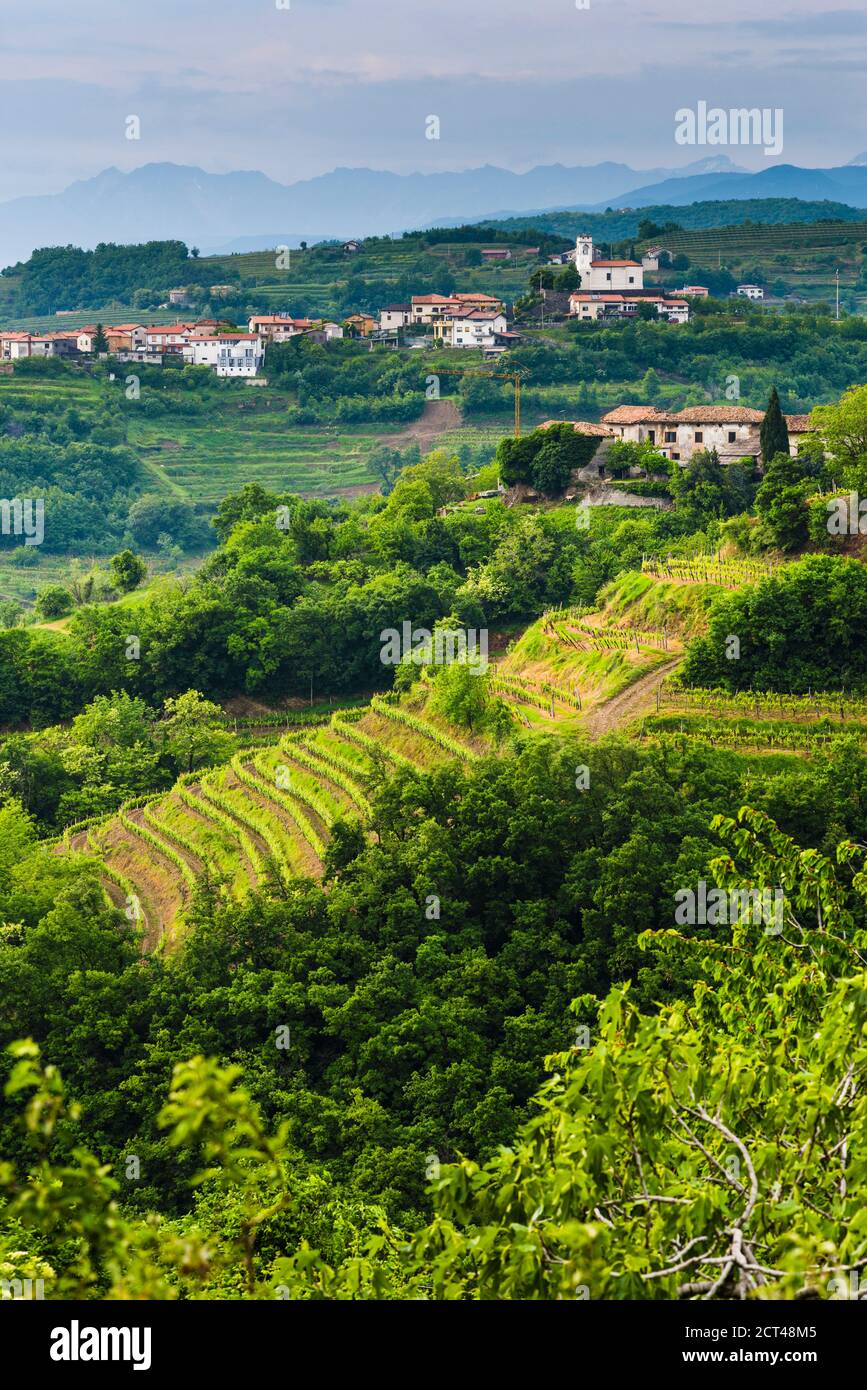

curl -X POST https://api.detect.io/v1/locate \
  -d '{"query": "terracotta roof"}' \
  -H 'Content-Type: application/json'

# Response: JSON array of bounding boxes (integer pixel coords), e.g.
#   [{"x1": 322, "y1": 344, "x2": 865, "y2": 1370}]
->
[
  {"x1": 412, "y1": 294, "x2": 454, "y2": 304},
  {"x1": 675, "y1": 407, "x2": 764, "y2": 423},
  {"x1": 603, "y1": 404, "x2": 814, "y2": 429},
  {"x1": 590, "y1": 259, "x2": 642, "y2": 268},
  {"x1": 454, "y1": 309, "x2": 503, "y2": 321},
  {"x1": 602, "y1": 406, "x2": 666, "y2": 424}
]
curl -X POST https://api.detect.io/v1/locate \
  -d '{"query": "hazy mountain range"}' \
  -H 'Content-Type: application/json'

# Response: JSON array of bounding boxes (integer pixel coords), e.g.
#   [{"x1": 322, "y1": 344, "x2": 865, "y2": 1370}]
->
[{"x1": 2, "y1": 155, "x2": 867, "y2": 267}]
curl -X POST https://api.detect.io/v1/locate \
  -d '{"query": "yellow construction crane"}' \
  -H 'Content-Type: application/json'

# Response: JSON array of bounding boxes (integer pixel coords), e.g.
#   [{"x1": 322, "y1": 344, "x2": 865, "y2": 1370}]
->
[{"x1": 435, "y1": 368, "x2": 529, "y2": 437}]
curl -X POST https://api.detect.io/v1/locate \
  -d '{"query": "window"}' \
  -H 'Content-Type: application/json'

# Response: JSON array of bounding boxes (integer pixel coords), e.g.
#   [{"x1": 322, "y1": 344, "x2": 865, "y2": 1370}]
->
[
  {"x1": 606, "y1": 272, "x2": 612, "y2": 281},
  {"x1": 665, "y1": 431, "x2": 676, "y2": 443},
  {"x1": 628, "y1": 276, "x2": 635, "y2": 284},
  {"x1": 695, "y1": 431, "x2": 703, "y2": 443},
  {"x1": 672, "y1": 452, "x2": 680, "y2": 461},
  {"x1": 728, "y1": 431, "x2": 737, "y2": 443}
]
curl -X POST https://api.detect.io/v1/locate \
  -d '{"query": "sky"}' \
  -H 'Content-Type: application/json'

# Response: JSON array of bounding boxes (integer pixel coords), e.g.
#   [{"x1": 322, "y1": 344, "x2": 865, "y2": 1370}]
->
[{"x1": 0, "y1": 0, "x2": 865, "y2": 200}]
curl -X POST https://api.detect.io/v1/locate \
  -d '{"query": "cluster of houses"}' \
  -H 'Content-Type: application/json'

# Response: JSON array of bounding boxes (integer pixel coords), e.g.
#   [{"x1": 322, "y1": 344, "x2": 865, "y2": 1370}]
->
[
  {"x1": 376, "y1": 292, "x2": 517, "y2": 352},
  {"x1": 558, "y1": 236, "x2": 767, "y2": 319},
  {"x1": 0, "y1": 233, "x2": 768, "y2": 381},
  {"x1": 0, "y1": 290, "x2": 519, "y2": 375},
  {"x1": 0, "y1": 314, "x2": 353, "y2": 376},
  {"x1": 565, "y1": 235, "x2": 691, "y2": 323}
]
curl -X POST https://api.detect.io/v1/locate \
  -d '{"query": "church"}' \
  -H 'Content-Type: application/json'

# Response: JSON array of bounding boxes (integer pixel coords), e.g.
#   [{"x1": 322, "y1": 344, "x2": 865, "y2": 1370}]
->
[{"x1": 574, "y1": 235, "x2": 644, "y2": 292}]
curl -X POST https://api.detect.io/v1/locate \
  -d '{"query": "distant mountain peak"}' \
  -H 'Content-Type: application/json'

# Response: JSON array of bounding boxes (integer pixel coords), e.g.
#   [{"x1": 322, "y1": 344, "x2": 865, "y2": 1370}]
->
[{"x1": 1, "y1": 158, "x2": 867, "y2": 270}]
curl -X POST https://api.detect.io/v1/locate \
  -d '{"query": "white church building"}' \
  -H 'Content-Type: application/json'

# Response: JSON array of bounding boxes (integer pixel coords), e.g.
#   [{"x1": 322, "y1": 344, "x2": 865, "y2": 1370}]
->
[{"x1": 574, "y1": 235, "x2": 644, "y2": 292}]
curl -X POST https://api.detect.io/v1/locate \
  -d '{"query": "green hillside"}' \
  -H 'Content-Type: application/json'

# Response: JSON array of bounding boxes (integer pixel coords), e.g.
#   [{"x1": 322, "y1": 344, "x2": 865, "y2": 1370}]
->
[{"x1": 638, "y1": 217, "x2": 867, "y2": 309}]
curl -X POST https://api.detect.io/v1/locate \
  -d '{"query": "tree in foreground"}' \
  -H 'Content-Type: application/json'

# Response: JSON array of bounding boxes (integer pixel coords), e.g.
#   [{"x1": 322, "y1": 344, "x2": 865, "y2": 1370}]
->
[
  {"x1": 3, "y1": 808, "x2": 867, "y2": 1299},
  {"x1": 760, "y1": 386, "x2": 790, "y2": 464}
]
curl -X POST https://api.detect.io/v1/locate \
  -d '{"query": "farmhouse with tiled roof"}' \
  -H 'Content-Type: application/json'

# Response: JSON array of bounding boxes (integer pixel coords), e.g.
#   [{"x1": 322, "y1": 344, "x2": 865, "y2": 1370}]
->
[{"x1": 601, "y1": 405, "x2": 814, "y2": 464}]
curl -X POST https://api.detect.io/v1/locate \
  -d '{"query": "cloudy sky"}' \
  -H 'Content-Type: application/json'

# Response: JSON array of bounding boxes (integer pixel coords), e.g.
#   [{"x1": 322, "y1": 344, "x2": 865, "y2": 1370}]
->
[{"x1": 0, "y1": 0, "x2": 864, "y2": 199}]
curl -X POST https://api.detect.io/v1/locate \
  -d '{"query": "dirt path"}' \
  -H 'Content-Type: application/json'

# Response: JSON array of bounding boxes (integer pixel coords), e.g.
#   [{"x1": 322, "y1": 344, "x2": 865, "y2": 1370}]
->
[
  {"x1": 383, "y1": 398, "x2": 462, "y2": 449},
  {"x1": 582, "y1": 658, "x2": 682, "y2": 739}
]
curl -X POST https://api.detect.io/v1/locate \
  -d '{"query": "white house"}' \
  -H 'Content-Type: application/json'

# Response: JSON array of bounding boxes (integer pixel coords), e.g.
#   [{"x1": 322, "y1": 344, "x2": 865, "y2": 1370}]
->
[
  {"x1": 410, "y1": 294, "x2": 457, "y2": 325},
  {"x1": 574, "y1": 235, "x2": 644, "y2": 291},
  {"x1": 659, "y1": 298, "x2": 690, "y2": 324},
  {"x1": 436, "y1": 310, "x2": 508, "y2": 348},
  {"x1": 379, "y1": 303, "x2": 412, "y2": 331},
  {"x1": 183, "y1": 334, "x2": 264, "y2": 376},
  {"x1": 737, "y1": 284, "x2": 764, "y2": 300}
]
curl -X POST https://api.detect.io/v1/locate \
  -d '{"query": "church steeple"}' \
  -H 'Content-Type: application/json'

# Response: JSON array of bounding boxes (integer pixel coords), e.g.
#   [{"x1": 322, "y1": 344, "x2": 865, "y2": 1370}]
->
[{"x1": 575, "y1": 235, "x2": 594, "y2": 271}]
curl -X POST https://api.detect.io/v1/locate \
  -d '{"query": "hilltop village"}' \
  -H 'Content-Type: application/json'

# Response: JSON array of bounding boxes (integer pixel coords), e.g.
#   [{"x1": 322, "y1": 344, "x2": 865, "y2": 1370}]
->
[{"x1": 0, "y1": 236, "x2": 723, "y2": 377}]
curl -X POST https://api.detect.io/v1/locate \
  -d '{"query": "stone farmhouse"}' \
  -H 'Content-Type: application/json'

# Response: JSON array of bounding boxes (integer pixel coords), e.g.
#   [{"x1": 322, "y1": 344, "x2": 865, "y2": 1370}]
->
[{"x1": 601, "y1": 405, "x2": 813, "y2": 464}]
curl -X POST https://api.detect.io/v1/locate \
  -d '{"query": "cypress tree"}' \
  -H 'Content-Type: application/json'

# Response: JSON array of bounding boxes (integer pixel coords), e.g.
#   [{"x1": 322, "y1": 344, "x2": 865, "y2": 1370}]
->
[{"x1": 760, "y1": 386, "x2": 790, "y2": 463}]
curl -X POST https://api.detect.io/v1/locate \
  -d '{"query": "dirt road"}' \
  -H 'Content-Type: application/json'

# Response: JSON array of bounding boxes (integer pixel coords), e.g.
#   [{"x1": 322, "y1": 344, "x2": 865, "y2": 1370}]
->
[
  {"x1": 582, "y1": 658, "x2": 682, "y2": 738},
  {"x1": 384, "y1": 398, "x2": 462, "y2": 449}
]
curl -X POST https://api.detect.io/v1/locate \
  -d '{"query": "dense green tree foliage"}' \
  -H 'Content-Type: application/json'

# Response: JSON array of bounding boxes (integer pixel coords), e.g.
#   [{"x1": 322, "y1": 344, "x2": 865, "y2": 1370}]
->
[
  {"x1": 3, "y1": 793, "x2": 867, "y2": 1299},
  {"x1": 681, "y1": 555, "x2": 867, "y2": 692}
]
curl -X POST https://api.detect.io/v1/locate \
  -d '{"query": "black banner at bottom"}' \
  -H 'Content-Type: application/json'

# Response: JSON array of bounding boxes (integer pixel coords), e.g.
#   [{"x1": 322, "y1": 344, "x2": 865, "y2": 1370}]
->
[{"x1": 3, "y1": 1296, "x2": 861, "y2": 1379}]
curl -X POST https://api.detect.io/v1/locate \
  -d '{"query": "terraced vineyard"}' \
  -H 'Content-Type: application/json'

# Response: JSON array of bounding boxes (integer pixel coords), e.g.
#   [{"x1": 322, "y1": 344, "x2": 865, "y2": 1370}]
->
[
  {"x1": 126, "y1": 399, "x2": 388, "y2": 505},
  {"x1": 641, "y1": 555, "x2": 782, "y2": 589},
  {"x1": 643, "y1": 712, "x2": 867, "y2": 754},
  {"x1": 51, "y1": 698, "x2": 483, "y2": 950},
  {"x1": 639, "y1": 218, "x2": 867, "y2": 307},
  {"x1": 658, "y1": 682, "x2": 867, "y2": 722},
  {"x1": 542, "y1": 609, "x2": 674, "y2": 654}
]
